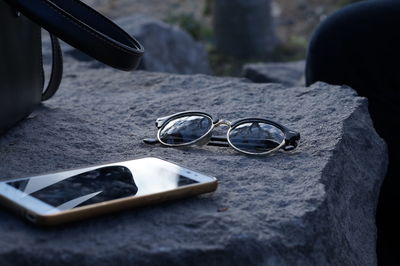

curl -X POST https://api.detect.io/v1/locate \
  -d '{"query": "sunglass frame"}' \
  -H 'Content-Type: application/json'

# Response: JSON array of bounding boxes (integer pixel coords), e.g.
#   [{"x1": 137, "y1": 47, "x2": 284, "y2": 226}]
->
[{"x1": 155, "y1": 111, "x2": 300, "y2": 155}]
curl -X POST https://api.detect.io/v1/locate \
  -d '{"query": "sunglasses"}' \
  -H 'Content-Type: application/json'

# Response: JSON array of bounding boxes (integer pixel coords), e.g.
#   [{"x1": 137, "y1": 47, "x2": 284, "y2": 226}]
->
[{"x1": 143, "y1": 111, "x2": 300, "y2": 155}]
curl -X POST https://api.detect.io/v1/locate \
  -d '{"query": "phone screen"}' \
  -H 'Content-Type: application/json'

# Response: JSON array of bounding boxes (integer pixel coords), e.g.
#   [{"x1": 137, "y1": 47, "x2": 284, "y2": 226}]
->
[{"x1": 0, "y1": 158, "x2": 205, "y2": 214}]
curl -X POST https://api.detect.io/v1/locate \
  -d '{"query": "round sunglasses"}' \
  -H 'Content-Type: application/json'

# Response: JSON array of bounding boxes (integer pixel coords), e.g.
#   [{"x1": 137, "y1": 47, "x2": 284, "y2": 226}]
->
[{"x1": 143, "y1": 111, "x2": 300, "y2": 155}]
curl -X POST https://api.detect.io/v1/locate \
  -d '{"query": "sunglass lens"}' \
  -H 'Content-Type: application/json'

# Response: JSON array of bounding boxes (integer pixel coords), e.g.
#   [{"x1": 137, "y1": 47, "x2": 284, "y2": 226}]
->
[
  {"x1": 159, "y1": 115, "x2": 213, "y2": 145},
  {"x1": 228, "y1": 121, "x2": 285, "y2": 154}
]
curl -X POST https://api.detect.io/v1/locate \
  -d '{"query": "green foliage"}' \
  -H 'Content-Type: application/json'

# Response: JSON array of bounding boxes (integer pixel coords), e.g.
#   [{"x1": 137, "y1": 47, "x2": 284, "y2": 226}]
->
[
  {"x1": 164, "y1": 1, "x2": 309, "y2": 77},
  {"x1": 271, "y1": 36, "x2": 308, "y2": 62},
  {"x1": 208, "y1": 46, "x2": 245, "y2": 76},
  {"x1": 208, "y1": 36, "x2": 308, "y2": 77},
  {"x1": 203, "y1": 0, "x2": 214, "y2": 17},
  {"x1": 334, "y1": 0, "x2": 363, "y2": 8},
  {"x1": 164, "y1": 14, "x2": 213, "y2": 41}
]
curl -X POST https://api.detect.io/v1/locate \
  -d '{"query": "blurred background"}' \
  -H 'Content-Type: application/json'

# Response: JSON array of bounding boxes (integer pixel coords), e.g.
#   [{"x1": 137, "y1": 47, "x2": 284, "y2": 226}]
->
[{"x1": 82, "y1": 0, "x2": 361, "y2": 76}]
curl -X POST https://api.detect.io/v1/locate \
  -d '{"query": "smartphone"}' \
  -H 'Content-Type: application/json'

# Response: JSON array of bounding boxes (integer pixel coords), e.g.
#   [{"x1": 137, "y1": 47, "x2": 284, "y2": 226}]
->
[{"x1": 0, "y1": 157, "x2": 217, "y2": 226}]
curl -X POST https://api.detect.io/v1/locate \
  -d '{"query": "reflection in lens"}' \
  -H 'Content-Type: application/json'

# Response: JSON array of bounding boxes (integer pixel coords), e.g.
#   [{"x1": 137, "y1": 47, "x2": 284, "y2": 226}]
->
[
  {"x1": 228, "y1": 121, "x2": 285, "y2": 153},
  {"x1": 159, "y1": 115, "x2": 213, "y2": 145}
]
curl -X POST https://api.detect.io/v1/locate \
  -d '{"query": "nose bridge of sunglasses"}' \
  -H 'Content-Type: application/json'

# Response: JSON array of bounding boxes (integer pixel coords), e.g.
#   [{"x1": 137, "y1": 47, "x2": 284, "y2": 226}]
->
[{"x1": 214, "y1": 119, "x2": 231, "y2": 128}]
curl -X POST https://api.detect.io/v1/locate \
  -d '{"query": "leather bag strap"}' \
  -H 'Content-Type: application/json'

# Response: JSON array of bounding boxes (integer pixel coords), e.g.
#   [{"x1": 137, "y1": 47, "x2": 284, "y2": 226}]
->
[
  {"x1": 5, "y1": 0, "x2": 144, "y2": 71},
  {"x1": 41, "y1": 33, "x2": 63, "y2": 101}
]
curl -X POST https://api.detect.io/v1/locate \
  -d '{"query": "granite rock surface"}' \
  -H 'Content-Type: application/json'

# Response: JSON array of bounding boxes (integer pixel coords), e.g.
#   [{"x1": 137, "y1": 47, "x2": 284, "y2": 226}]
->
[
  {"x1": 0, "y1": 60, "x2": 387, "y2": 266},
  {"x1": 44, "y1": 15, "x2": 211, "y2": 75},
  {"x1": 243, "y1": 61, "x2": 305, "y2": 86}
]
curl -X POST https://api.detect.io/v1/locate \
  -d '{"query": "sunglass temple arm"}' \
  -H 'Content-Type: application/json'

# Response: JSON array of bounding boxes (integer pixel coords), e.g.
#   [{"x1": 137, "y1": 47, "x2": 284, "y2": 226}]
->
[{"x1": 142, "y1": 137, "x2": 231, "y2": 147}]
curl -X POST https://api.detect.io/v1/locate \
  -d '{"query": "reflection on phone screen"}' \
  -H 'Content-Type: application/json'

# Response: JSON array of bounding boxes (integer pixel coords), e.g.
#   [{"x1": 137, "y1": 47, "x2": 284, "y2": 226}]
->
[
  {"x1": 8, "y1": 166, "x2": 137, "y2": 210},
  {"x1": 5, "y1": 160, "x2": 199, "y2": 213}
]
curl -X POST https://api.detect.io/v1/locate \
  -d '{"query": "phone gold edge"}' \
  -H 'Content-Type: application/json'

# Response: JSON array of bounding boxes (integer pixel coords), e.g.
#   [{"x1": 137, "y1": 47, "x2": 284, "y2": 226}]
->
[{"x1": 0, "y1": 180, "x2": 218, "y2": 226}]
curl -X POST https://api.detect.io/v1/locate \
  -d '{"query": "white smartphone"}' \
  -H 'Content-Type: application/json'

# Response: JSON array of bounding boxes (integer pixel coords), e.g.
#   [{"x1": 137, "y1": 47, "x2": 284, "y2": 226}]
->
[{"x1": 0, "y1": 157, "x2": 218, "y2": 226}]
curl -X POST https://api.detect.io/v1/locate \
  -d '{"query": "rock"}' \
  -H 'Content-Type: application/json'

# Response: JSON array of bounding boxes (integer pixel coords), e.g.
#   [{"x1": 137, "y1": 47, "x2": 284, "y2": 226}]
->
[
  {"x1": 81, "y1": 0, "x2": 207, "y2": 21},
  {"x1": 45, "y1": 15, "x2": 211, "y2": 75},
  {"x1": 116, "y1": 15, "x2": 211, "y2": 74},
  {"x1": 243, "y1": 60, "x2": 305, "y2": 86},
  {"x1": 0, "y1": 61, "x2": 387, "y2": 266}
]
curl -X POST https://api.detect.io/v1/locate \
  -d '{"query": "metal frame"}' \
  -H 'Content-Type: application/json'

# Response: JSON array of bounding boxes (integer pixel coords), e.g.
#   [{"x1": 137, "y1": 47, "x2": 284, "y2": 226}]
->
[{"x1": 145, "y1": 111, "x2": 300, "y2": 155}]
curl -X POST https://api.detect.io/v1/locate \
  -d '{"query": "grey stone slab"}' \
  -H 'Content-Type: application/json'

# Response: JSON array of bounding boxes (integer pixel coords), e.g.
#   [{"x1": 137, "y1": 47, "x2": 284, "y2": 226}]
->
[
  {"x1": 243, "y1": 60, "x2": 306, "y2": 87},
  {"x1": 0, "y1": 61, "x2": 387, "y2": 266}
]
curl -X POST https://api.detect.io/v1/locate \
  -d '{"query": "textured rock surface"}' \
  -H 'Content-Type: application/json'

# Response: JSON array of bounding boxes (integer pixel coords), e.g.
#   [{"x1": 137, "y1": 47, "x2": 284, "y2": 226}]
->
[
  {"x1": 243, "y1": 60, "x2": 305, "y2": 86},
  {"x1": 0, "y1": 60, "x2": 387, "y2": 266},
  {"x1": 46, "y1": 15, "x2": 211, "y2": 75}
]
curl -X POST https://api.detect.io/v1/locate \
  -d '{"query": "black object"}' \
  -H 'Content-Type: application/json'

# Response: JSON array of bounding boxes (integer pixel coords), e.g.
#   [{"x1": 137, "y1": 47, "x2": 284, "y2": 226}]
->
[
  {"x1": 143, "y1": 111, "x2": 300, "y2": 155},
  {"x1": 0, "y1": 0, "x2": 144, "y2": 135},
  {"x1": 305, "y1": 1, "x2": 400, "y2": 265}
]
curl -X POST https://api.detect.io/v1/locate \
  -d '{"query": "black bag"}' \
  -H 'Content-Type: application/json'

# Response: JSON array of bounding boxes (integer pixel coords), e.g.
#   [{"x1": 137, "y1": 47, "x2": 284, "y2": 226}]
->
[{"x1": 0, "y1": 0, "x2": 144, "y2": 134}]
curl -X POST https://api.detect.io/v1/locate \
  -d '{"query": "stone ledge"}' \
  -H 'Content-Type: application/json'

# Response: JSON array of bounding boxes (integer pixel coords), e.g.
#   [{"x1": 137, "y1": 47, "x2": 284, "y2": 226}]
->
[
  {"x1": 242, "y1": 61, "x2": 305, "y2": 86},
  {"x1": 0, "y1": 61, "x2": 387, "y2": 266}
]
